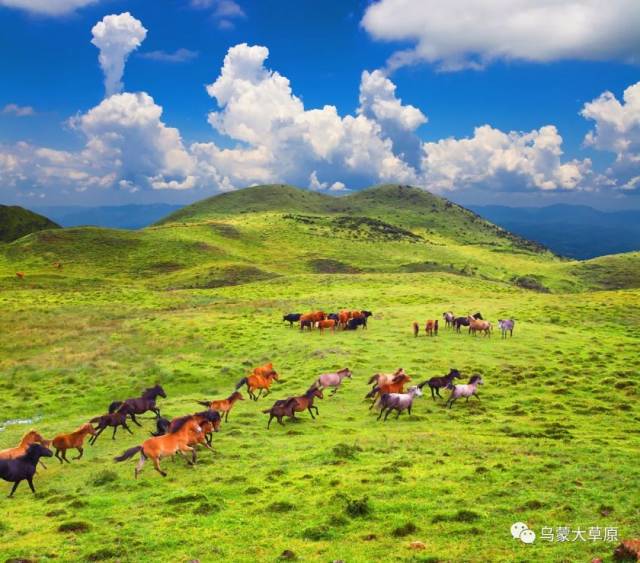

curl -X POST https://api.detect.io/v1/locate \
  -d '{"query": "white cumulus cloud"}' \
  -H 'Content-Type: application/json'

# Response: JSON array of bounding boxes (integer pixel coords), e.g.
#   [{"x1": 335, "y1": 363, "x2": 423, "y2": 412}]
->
[
  {"x1": 91, "y1": 12, "x2": 147, "y2": 97},
  {"x1": 0, "y1": 0, "x2": 97, "y2": 16},
  {"x1": 362, "y1": 0, "x2": 640, "y2": 72}
]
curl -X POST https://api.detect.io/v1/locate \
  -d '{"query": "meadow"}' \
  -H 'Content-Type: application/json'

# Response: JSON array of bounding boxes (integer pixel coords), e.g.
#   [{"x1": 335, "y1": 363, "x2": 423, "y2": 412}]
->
[{"x1": 0, "y1": 185, "x2": 639, "y2": 562}]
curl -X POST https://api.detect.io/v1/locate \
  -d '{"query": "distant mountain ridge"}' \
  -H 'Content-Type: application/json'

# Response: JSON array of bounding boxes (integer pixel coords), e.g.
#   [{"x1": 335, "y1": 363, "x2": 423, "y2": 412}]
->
[
  {"x1": 470, "y1": 204, "x2": 640, "y2": 259},
  {"x1": 0, "y1": 205, "x2": 60, "y2": 242}
]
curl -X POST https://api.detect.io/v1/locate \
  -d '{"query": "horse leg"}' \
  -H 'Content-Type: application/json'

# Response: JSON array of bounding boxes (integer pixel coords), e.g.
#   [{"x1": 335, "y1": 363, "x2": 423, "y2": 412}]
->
[
  {"x1": 308, "y1": 407, "x2": 315, "y2": 419},
  {"x1": 277, "y1": 416, "x2": 285, "y2": 426},
  {"x1": 55, "y1": 448, "x2": 63, "y2": 463},
  {"x1": 407, "y1": 406, "x2": 412, "y2": 415},
  {"x1": 123, "y1": 423, "x2": 133, "y2": 435},
  {"x1": 130, "y1": 413, "x2": 142, "y2": 427},
  {"x1": 430, "y1": 386, "x2": 436, "y2": 400},
  {"x1": 27, "y1": 477, "x2": 35, "y2": 493},
  {"x1": 330, "y1": 386, "x2": 337, "y2": 396},
  {"x1": 224, "y1": 411, "x2": 229, "y2": 423},
  {"x1": 313, "y1": 405, "x2": 320, "y2": 416},
  {"x1": 262, "y1": 388, "x2": 271, "y2": 397},
  {"x1": 152, "y1": 457, "x2": 167, "y2": 477},
  {"x1": 474, "y1": 393, "x2": 480, "y2": 400},
  {"x1": 112, "y1": 426, "x2": 118, "y2": 440},
  {"x1": 384, "y1": 409, "x2": 393, "y2": 421},
  {"x1": 135, "y1": 455, "x2": 146, "y2": 479},
  {"x1": 74, "y1": 447, "x2": 84, "y2": 460},
  {"x1": 90, "y1": 426, "x2": 104, "y2": 445},
  {"x1": 267, "y1": 415, "x2": 273, "y2": 429},
  {"x1": 377, "y1": 408, "x2": 385, "y2": 421},
  {"x1": 8, "y1": 480, "x2": 20, "y2": 497},
  {"x1": 39, "y1": 460, "x2": 47, "y2": 470},
  {"x1": 449, "y1": 398, "x2": 457, "y2": 409},
  {"x1": 62, "y1": 450, "x2": 71, "y2": 464},
  {"x1": 436, "y1": 387, "x2": 443, "y2": 399}
]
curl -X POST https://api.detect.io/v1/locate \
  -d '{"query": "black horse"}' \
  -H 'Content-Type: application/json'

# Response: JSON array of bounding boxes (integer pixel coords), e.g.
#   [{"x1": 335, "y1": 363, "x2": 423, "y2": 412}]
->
[
  {"x1": 89, "y1": 404, "x2": 135, "y2": 444},
  {"x1": 0, "y1": 443, "x2": 53, "y2": 497},
  {"x1": 453, "y1": 312, "x2": 482, "y2": 333},
  {"x1": 108, "y1": 384, "x2": 166, "y2": 426},
  {"x1": 418, "y1": 369, "x2": 461, "y2": 400}
]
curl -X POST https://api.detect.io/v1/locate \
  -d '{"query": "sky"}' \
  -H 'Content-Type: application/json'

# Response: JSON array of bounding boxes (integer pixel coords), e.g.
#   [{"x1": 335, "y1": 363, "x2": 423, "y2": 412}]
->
[{"x1": 1, "y1": 0, "x2": 639, "y2": 210}]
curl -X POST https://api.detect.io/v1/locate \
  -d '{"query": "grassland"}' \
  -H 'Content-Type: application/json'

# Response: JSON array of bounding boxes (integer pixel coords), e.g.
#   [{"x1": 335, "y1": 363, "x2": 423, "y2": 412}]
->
[{"x1": 0, "y1": 185, "x2": 639, "y2": 562}]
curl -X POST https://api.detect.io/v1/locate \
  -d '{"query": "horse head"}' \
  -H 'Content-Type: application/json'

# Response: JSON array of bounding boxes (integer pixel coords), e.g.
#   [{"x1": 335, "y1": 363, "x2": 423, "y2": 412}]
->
[
  {"x1": 25, "y1": 442, "x2": 53, "y2": 462},
  {"x1": 449, "y1": 368, "x2": 462, "y2": 379},
  {"x1": 408, "y1": 386, "x2": 422, "y2": 397},
  {"x1": 82, "y1": 423, "x2": 97, "y2": 436},
  {"x1": 339, "y1": 368, "x2": 352, "y2": 378},
  {"x1": 469, "y1": 375, "x2": 483, "y2": 385}
]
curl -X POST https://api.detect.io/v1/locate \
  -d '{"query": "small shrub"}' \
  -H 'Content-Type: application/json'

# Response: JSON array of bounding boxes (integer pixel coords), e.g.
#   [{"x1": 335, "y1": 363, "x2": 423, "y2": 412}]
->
[
  {"x1": 86, "y1": 548, "x2": 120, "y2": 561},
  {"x1": 301, "y1": 525, "x2": 332, "y2": 541},
  {"x1": 58, "y1": 521, "x2": 90, "y2": 533},
  {"x1": 166, "y1": 493, "x2": 208, "y2": 505},
  {"x1": 392, "y1": 522, "x2": 419, "y2": 537},
  {"x1": 332, "y1": 443, "x2": 362, "y2": 459},
  {"x1": 345, "y1": 496, "x2": 371, "y2": 518},
  {"x1": 91, "y1": 470, "x2": 118, "y2": 487},
  {"x1": 267, "y1": 501, "x2": 295, "y2": 513}
]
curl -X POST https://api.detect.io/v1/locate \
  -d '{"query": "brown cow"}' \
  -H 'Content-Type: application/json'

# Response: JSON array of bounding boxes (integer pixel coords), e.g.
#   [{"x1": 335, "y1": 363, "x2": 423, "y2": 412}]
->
[
  {"x1": 425, "y1": 320, "x2": 439, "y2": 336},
  {"x1": 317, "y1": 319, "x2": 336, "y2": 333}
]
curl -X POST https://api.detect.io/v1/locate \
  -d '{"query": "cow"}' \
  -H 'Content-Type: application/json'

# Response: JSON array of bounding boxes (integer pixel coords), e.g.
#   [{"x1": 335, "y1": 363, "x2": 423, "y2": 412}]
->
[{"x1": 283, "y1": 313, "x2": 302, "y2": 327}]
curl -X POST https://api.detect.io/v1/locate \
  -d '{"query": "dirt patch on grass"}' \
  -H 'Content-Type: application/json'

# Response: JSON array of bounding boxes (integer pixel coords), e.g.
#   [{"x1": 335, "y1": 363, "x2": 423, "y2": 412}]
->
[{"x1": 210, "y1": 223, "x2": 241, "y2": 239}]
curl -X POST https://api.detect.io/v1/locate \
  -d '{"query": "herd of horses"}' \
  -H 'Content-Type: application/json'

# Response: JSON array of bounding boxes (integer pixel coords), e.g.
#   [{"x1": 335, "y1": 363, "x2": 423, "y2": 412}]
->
[
  {"x1": 0, "y1": 359, "x2": 485, "y2": 495},
  {"x1": 283, "y1": 310, "x2": 373, "y2": 331},
  {"x1": 435, "y1": 312, "x2": 515, "y2": 338}
]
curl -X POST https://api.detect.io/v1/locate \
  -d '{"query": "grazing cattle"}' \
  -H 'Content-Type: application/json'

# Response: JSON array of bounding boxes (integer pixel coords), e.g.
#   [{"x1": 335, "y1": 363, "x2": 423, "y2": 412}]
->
[
  {"x1": 52, "y1": 423, "x2": 96, "y2": 463},
  {"x1": 362, "y1": 311, "x2": 373, "y2": 319},
  {"x1": 425, "y1": 320, "x2": 439, "y2": 336},
  {"x1": 314, "y1": 368, "x2": 352, "y2": 396},
  {"x1": 468, "y1": 316, "x2": 491, "y2": 337},
  {"x1": 377, "y1": 386, "x2": 423, "y2": 421},
  {"x1": 413, "y1": 322, "x2": 419, "y2": 337},
  {"x1": 197, "y1": 391, "x2": 244, "y2": 422},
  {"x1": 498, "y1": 319, "x2": 515, "y2": 338},
  {"x1": 346, "y1": 317, "x2": 366, "y2": 330},
  {"x1": 446, "y1": 375, "x2": 483, "y2": 409},
  {"x1": 283, "y1": 313, "x2": 302, "y2": 327},
  {"x1": 327, "y1": 313, "x2": 339, "y2": 322},
  {"x1": 0, "y1": 430, "x2": 51, "y2": 470},
  {"x1": 15, "y1": 272, "x2": 24, "y2": 280},
  {"x1": 300, "y1": 319, "x2": 314, "y2": 330},
  {"x1": 317, "y1": 319, "x2": 336, "y2": 333},
  {"x1": 89, "y1": 404, "x2": 135, "y2": 444},
  {"x1": 169, "y1": 411, "x2": 221, "y2": 448},
  {"x1": 108, "y1": 384, "x2": 167, "y2": 426},
  {"x1": 418, "y1": 369, "x2": 461, "y2": 400},
  {"x1": 442, "y1": 311, "x2": 455, "y2": 328},
  {"x1": 0, "y1": 443, "x2": 53, "y2": 497},
  {"x1": 338, "y1": 311, "x2": 351, "y2": 328},
  {"x1": 366, "y1": 372, "x2": 412, "y2": 408},
  {"x1": 115, "y1": 418, "x2": 204, "y2": 478},
  {"x1": 235, "y1": 366, "x2": 280, "y2": 401}
]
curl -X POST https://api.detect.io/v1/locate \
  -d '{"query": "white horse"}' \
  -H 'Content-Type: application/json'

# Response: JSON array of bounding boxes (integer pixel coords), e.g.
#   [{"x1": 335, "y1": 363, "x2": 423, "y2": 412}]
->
[
  {"x1": 314, "y1": 368, "x2": 352, "y2": 396},
  {"x1": 445, "y1": 375, "x2": 483, "y2": 409},
  {"x1": 377, "y1": 386, "x2": 422, "y2": 421}
]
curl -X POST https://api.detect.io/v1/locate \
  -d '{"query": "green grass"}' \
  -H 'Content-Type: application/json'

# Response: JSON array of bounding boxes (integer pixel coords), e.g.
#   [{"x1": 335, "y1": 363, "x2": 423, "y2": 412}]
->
[
  {"x1": 0, "y1": 204, "x2": 60, "y2": 243},
  {"x1": 0, "y1": 185, "x2": 639, "y2": 562}
]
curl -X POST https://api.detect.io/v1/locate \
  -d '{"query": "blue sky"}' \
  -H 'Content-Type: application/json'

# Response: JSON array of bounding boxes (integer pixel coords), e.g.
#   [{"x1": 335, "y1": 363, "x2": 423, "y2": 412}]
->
[{"x1": 1, "y1": 0, "x2": 639, "y2": 209}]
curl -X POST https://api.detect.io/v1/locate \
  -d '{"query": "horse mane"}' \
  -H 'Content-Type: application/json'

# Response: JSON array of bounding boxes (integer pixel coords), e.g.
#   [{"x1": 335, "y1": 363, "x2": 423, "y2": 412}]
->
[
  {"x1": 170, "y1": 415, "x2": 193, "y2": 433},
  {"x1": 195, "y1": 410, "x2": 220, "y2": 422},
  {"x1": 469, "y1": 375, "x2": 482, "y2": 384}
]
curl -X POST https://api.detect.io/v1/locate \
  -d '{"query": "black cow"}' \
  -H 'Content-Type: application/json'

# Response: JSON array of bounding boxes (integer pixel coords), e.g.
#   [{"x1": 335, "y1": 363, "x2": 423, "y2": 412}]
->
[
  {"x1": 283, "y1": 313, "x2": 302, "y2": 327},
  {"x1": 327, "y1": 313, "x2": 339, "y2": 322},
  {"x1": 346, "y1": 317, "x2": 366, "y2": 330}
]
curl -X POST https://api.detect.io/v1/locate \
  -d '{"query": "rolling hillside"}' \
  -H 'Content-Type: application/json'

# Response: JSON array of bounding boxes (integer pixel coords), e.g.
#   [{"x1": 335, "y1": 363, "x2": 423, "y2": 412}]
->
[{"x1": 0, "y1": 204, "x2": 60, "y2": 243}]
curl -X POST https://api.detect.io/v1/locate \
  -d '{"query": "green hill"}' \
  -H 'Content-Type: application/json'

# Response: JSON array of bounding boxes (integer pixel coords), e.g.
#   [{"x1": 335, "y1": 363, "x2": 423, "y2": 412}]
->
[{"x1": 0, "y1": 204, "x2": 60, "y2": 242}]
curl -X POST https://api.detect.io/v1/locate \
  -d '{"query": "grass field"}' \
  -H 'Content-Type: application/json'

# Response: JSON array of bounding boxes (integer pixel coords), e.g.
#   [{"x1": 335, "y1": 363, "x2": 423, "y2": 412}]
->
[{"x1": 0, "y1": 185, "x2": 639, "y2": 562}]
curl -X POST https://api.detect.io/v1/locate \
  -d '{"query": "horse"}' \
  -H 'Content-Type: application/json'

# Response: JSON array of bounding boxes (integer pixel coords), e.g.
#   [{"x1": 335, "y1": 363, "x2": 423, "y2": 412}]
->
[
  {"x1": 442, "y1": 311, "x2": 455, "y2": 328},
  {"x1": 0, "y1": 443, "x2": 53, "y2": 497},
  {"x1": 168, "y1": 410, "x2": 221, "y2": 448},
  {"x1": 283, "y1": 313, "x2": 302, "y2": 327},
  {"x1": 197, "y1": 391, "x2": 244, "y2": 422},
  {"x1": 412, "y1": 322, "x2": 419, "y2": 337},
  {"x1": 15, "y1": 272, "x2": 24, "y2": 280},
  {"x1": 425, "y1": 320, "x2": 439, "y2": 336},
  {"x1": 314, "y1": 368, "x2": 352, "y2": 396},
  {"x1": 445, "y1": 375, "x2": 483, "y2": 409},
  {"x1": 89, "y1": 404, "x2": 135, "y2": 444},
  {"x1": 366, "y1": 372, "x2": 412, "y2": 409},
  {"x1": 108, "y1": 384, "x2": 167, "y2": 426},
  {"x1": 115, "y1": 418, "x2": 204, "y2": 478},
  {"x1": 235, "y1": 368, "x2": 280, "y2": 401},
  {"x1": 317, "y1": 319, "x2": 336, "y2": 333},
  {"x1": 275, "y1": 386, "x2": 324, "y2": 420},
  {"x1": 262, "y1": 401, "x2": 294, "y2": 429},
  {"x1": 498, "y1": 319, "x2": 515, "y2": 338},
  {"x1": 367, "y1": 368, "x2": 406, "y2": 390},
  {"x1": 377, "y1": 386, "x2": 423, "y2": 421},
  {"x1": 151, "y1": 415, "x2": 171, "y2": 437},
  {"x1": 453, "y1": 312, "x2": 482, "y2": 333},
  {"x1": 418, "y1": 369, "x2": 461, "y2": 400},
  {"x1": 468, "y1": 316, "x2": 491, "y2": 337},
  {"x1": 0, "y1": 430, "x2": 51, "y2": 470},
  {"x1": 51, "y1": 423, "x2": 96, "y2": 463}
]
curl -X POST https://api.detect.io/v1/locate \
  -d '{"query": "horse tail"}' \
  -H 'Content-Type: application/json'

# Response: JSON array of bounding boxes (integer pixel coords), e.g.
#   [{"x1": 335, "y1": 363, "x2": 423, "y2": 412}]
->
[
  {"x1": 108, "y1": 401, "x2": 122, "y2": 414},
  {"x1": 114, "y1": 445, "x2": 142, "y2": 462},
  {"x1": 235, "y1": 377, "x2": 248, "y2": 391},
  {"x1": 417, "y1": 380, "x2": 428, "y2": 389},
  {"x1": 262, "y1": 408, "x2": 272, "y2": 414},
  {"x1": 196, "y1": 400, "x2": 211, "y2": 408}
]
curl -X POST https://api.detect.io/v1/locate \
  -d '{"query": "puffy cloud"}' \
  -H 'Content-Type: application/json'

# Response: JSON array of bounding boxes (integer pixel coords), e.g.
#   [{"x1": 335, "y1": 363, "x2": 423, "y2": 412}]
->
[
  {"x1": 362, "y1": 0, "x2": 640, "y2": 72},
  {"x1": 422, "y1": 125, "x2": 590, "y2": 191},
  {"x1": 190, "y1": 0, "x2": 246, "y2": 30},
  {"x1": 139, "y1": 48, "x2": 198, "y2": 63},
  {"x1": 2, "y1": 103, "x2": 35, "y2": 117},
  {"x1": 91, "y1": 12, "x2": 147, "y2": 97},
  {"x1": 0, "y1": 0, "x2": 97, "y2": 15},
  {"x1": 309, "y1": 171, "x2": 347, "y2": 192},
  {"x1": 582, "y1": 82, "x2": 640, "y2": 189}
]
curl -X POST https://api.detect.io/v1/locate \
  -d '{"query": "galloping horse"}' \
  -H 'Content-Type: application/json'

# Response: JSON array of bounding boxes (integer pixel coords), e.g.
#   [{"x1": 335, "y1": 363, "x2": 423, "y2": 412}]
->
[
  {"x1": 235, "y1": 364, "x2": 280, "y2": 400},
  {"x1": 89, "y1": 404, "x2": 135, "y2": 444},
  {"x1": 377, "y1": 386, "x2": 423, "y2": 421},
  {"x1": 418, "y1": 369, "x2": 461, "y2": 400},
  {"x1": 366, "y1": 372, "x2": 412, "y2": 408},
  {"x1": 0, "y1": 430, "x2": 51, "y2": 470},
  {"x1": 197, "y1": 391, "x2": 244, "y2": 422},
  {"x1": 52, "y1": 423, "x2": 96, "y2": 463},
  {"x1": 108, "y1": 384, "x2": 167, "y2": 426},
  {"x1": 0, "y1": 444, "x2": 53, "y2": 497},
  {"x1": 115, "y1": 417, "x2": 204, "y2": 478},
  {"x1": 274, "y1": 386, "x2": 324, "y2": 421},
  {"x1": 168, "y1": 411, "x2": 221, "y2": 448},
  {"x1": 367, "y1": 368, "x2": 406, "y2": 392},
  {"x1": 314, "y1": 368, "x2": 352, "y2": 396}
]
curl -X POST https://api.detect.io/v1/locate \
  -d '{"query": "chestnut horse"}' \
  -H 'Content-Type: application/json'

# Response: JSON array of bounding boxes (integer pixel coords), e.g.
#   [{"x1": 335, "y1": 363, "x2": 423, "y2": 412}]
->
[
  {"x1": 168, "y1": 410, "x2": 221, "y2": 448},
  {"x1": 52, "y1": 423, "x2": 96, "y2": 463},
  {"x1": 412, "y1": 322, "x2": 419, "y2": 337},
  {"x1": 468, "y1": 316, "x2": 491, "y2": 337},
  {"x1": 366, "y1": 372, "x2": 412, "y2": 408},
  {"x1": 273, "y1": 386, "x2": 324, "y2": 421},
  {"x1": 235, "y1": 365, "x2": 280, "y2": 401},
  {"x1": 197, "y1": 391, "x2": 244, "y2": 422},
  {"x1": 0, "y1": 430, "x2": 51, "y2": 470},
  {"x1": 115, "y1": 418, "x2": 204, "y2": 478},
  {"x1": 367, "y1": 368, "x2": 406, "y2": 392}
]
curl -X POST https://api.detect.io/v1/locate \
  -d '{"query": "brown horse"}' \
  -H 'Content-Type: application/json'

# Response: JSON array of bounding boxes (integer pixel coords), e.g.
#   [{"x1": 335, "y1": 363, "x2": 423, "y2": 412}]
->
[
  {"x1": 425, "y1": 320, "x2": 439, "y2": 336},
  {"x1": 366, "y1": 372, "x2": 412, "y2": 408},
  {"x1": 275, "y1": 386, "x2": 324, "y2": 421},
  {"x1": 367, "y1": 368, "x2": 406, "y2": 390},
  {"x1": 169, "y1": 410, "x2": 221, "y2": 448},
  {"x1": 197, "y1": 391, "x2": 244, "y2": 422},
  {"x1": 235, "y1": 366, "x2": 280, "y2": 401},
  {"x1": 0, "y1": 430, "x2": 51, "y2": 469},
  {"x1": 468, "y1": 316, "x2": 491, "y2": 337},
  {"x1": 115, "y1": 418, "x2": 204, "y2": 478},
  {"x1": 89, "y1": 404, "x2": 135, "y2": 444},
  {"x1": 52, "y1": 423, "x2": 96, "y2": 463},
  {"x1": 413, "y1": 322, "x2": 419, "y2": 337}
]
